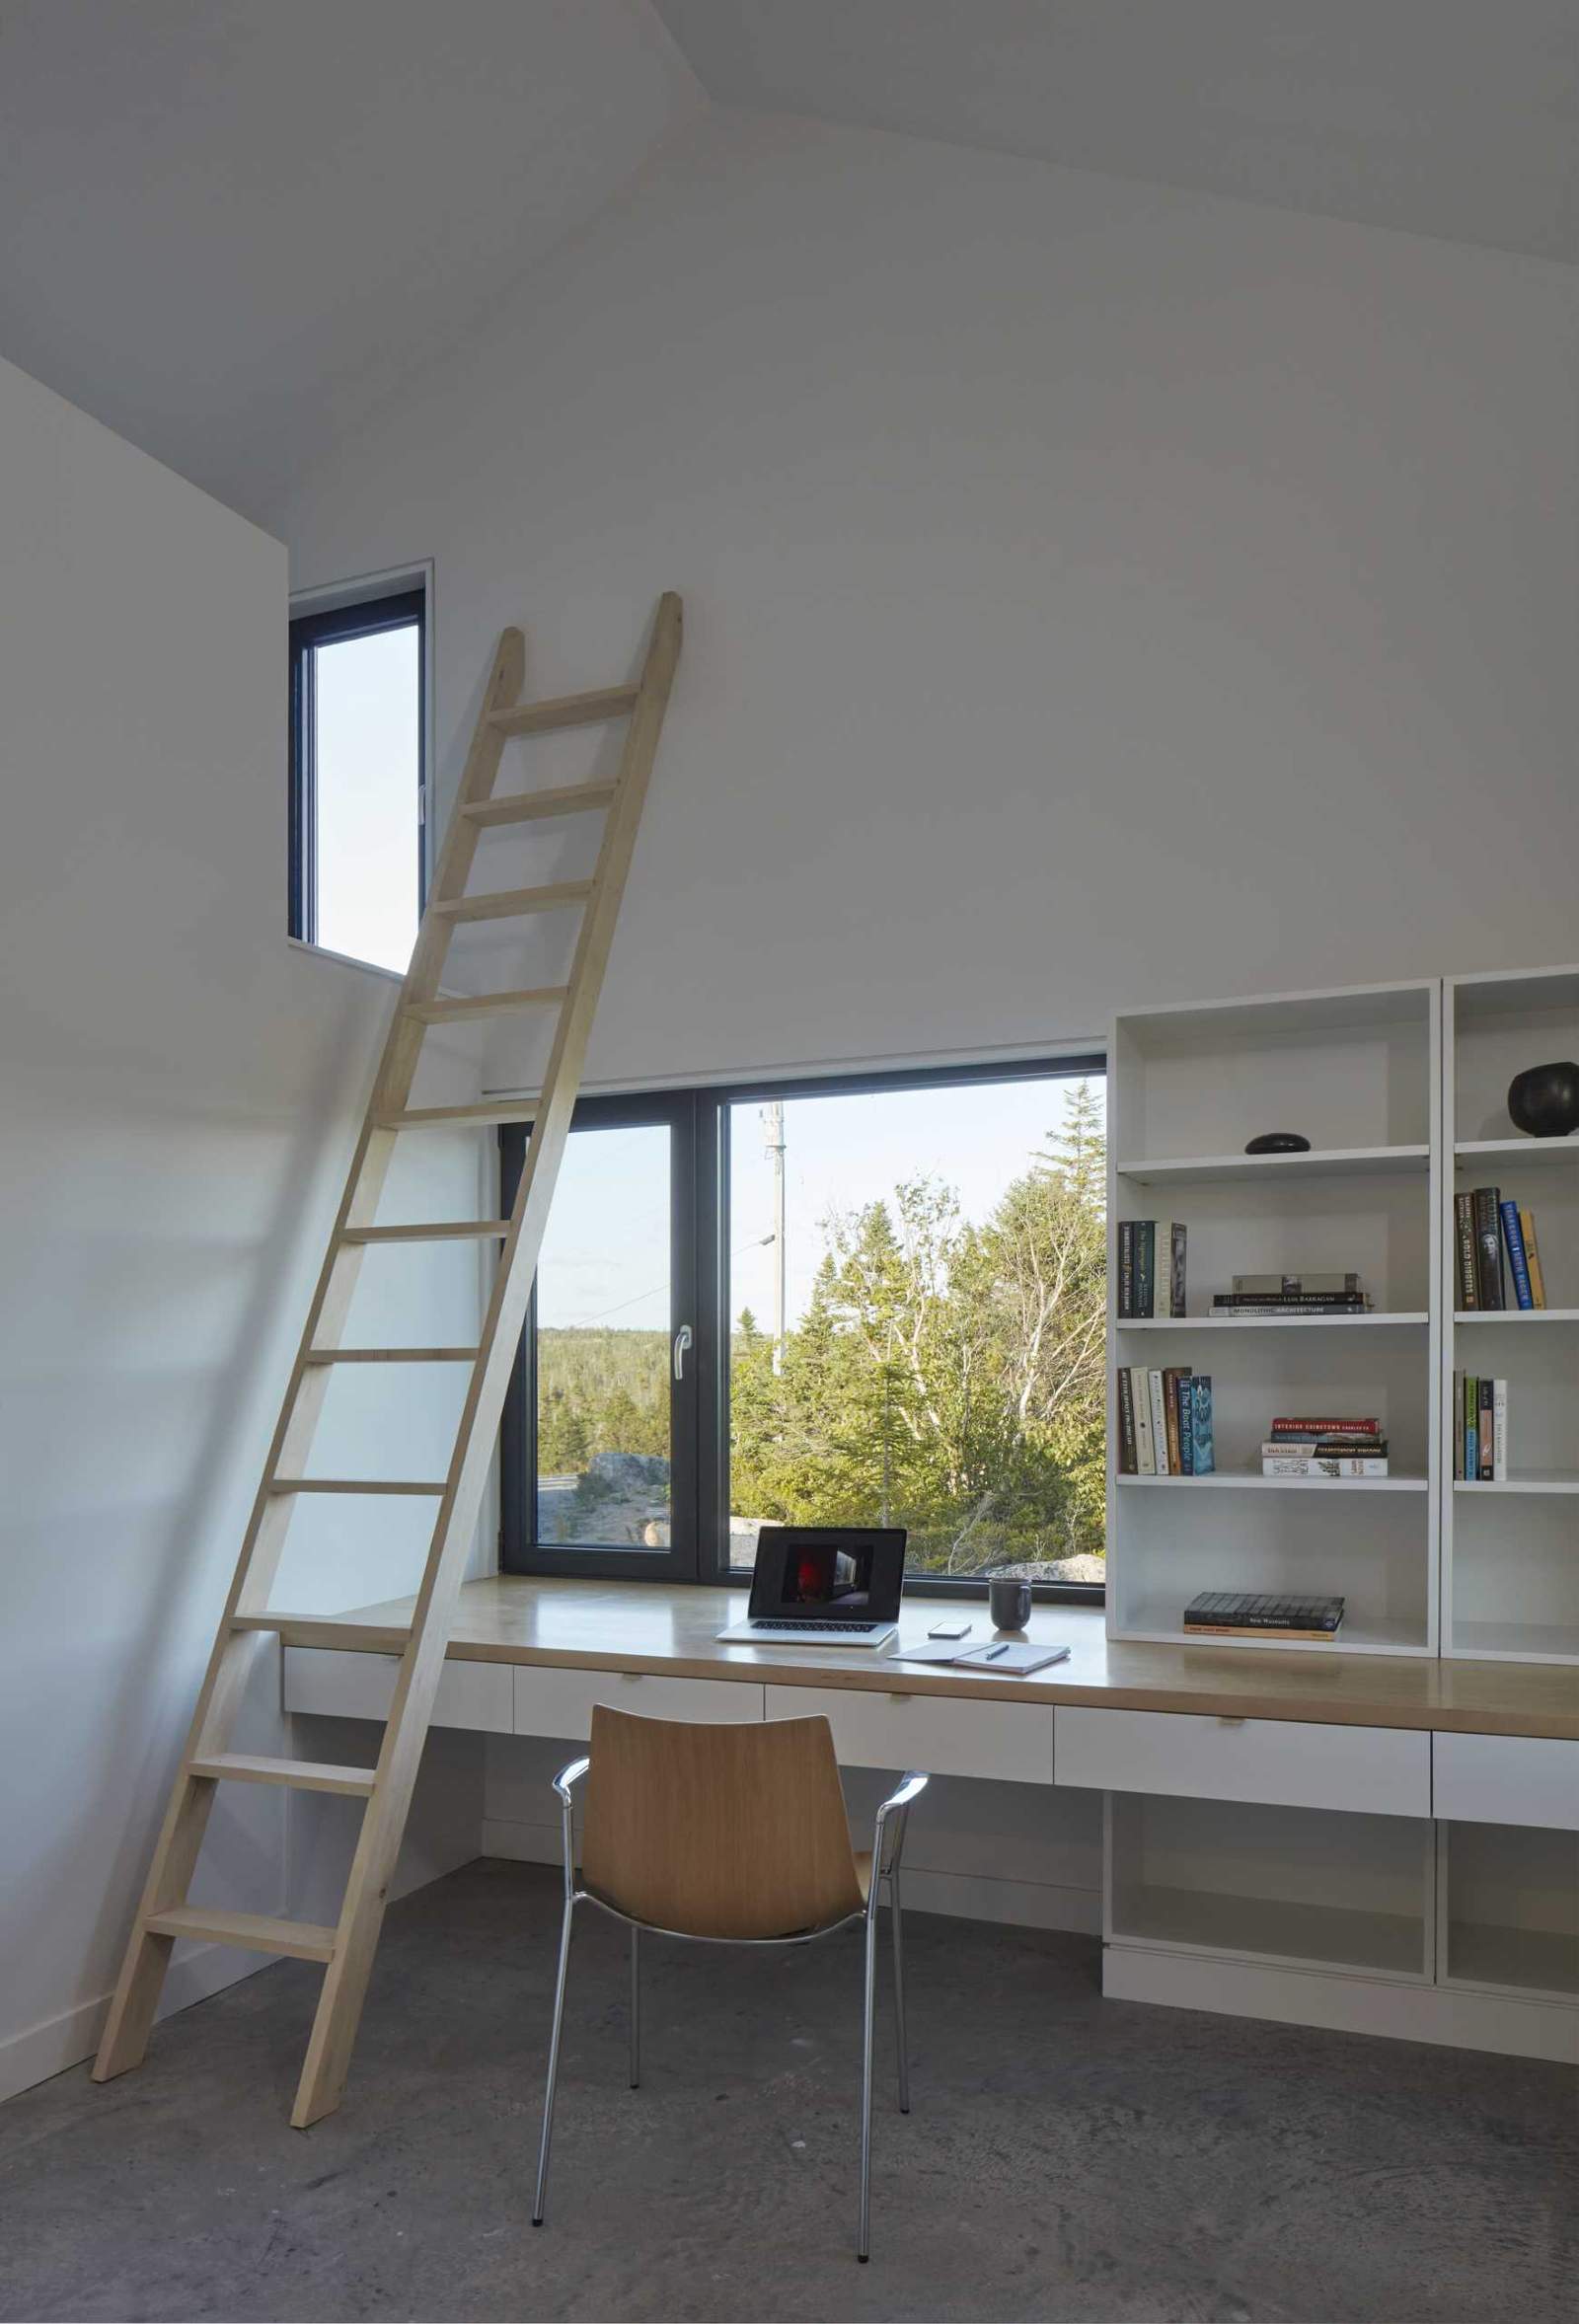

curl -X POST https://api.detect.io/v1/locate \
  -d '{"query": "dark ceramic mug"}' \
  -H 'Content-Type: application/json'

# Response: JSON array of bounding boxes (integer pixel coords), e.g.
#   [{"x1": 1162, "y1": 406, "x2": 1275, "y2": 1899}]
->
[{"x1": 988, "y1": 1577, "x2": 1032, "y2": 1630}]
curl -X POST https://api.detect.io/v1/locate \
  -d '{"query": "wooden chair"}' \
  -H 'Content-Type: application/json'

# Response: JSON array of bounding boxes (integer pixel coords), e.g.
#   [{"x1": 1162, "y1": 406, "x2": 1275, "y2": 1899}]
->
[{"x1": 531, "y1": 1704, "x2": 929, "y2": 2262}]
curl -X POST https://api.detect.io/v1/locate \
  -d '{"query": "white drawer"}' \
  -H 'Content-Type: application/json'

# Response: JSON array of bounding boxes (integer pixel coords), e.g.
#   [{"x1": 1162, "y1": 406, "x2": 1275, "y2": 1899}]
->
[
  {"x1": 1434, "y1": 1733, "x2": 1579, "y2": 1832},
  {"x1": 765, "y1": 1685, "x2": 1054, "y2": 1784},
  {"x1": 1054, "y1": 1706, "x2": 1430, "y2": 1819},
  {"x1": 282, "y1": 1647, "x2": 512, "y2": 1735},
  {"x1": 513, "y1": 1665, "x2": 764, "y2": 1741}
]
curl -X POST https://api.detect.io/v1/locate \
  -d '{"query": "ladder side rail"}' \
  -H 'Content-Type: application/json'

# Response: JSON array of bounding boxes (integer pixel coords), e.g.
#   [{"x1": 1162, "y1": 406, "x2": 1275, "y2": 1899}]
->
[
  {"x1": 290, "y1": 592, "x2": 682, "y2": 2125},
  {"x1": 92, "y1": 630, "x2": 525, "y2": 2084}
]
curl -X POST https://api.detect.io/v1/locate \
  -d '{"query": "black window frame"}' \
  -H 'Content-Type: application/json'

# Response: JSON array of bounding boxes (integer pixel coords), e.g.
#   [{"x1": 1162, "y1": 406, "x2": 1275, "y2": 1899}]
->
[
  {"x1": 500, "y1": 1052, "x2": 1106, "y2": 1605},
  {"x1": 288, "y1": 584, "x2": 428, "y2": 954}
]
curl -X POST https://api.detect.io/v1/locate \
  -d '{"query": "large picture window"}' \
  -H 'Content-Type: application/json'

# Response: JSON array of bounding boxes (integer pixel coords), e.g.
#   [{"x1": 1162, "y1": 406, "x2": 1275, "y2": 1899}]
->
[{"x1": 501, "y1": 1058, "x2": 1105, "y2": 1599}]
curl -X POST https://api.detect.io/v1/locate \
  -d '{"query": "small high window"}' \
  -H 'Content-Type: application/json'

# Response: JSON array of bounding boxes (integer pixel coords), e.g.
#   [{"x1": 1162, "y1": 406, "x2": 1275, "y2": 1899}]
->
[{"x1": 289, "y1": 585, "x2": 425, "y2": 975}]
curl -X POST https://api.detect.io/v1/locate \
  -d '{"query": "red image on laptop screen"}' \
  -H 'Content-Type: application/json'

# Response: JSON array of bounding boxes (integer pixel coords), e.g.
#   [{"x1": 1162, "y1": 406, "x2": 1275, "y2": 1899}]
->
[{"x1": 748, "y1": 1528, "x2": 906, "y2": 1625}]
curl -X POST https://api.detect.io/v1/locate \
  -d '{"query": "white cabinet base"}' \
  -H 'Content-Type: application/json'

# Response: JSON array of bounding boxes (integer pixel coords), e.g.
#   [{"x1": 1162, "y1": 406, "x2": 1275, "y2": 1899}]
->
[{"x1": 1103, "y1": 1942, "x2": 1579, "y2": 2065}]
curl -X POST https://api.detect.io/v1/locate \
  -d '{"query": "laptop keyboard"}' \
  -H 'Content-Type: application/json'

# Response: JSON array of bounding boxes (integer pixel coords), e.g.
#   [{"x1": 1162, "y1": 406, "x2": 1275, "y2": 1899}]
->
[{"x1": 750, "y1": 1617, "x2": 883, "y2": 1633}]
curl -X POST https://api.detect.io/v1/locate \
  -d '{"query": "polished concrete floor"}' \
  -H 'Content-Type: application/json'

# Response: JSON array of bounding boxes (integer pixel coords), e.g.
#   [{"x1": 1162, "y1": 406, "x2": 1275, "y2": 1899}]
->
[{"x1": 2, "y1": 1859, "x2": 1574, "y2": 2323}]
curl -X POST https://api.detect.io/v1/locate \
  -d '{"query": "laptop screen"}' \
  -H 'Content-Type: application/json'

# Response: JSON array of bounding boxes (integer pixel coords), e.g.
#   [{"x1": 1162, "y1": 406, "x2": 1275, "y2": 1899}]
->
[{"x1": 747, "y1": 1528, "x2": 906, "y2": 1622}]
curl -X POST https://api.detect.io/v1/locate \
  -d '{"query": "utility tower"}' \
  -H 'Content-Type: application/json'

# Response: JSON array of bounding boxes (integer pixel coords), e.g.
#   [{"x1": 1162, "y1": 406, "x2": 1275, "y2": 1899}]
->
[{"x1": 761, "y1": 1099, "x2": 787, "y2": 1371}]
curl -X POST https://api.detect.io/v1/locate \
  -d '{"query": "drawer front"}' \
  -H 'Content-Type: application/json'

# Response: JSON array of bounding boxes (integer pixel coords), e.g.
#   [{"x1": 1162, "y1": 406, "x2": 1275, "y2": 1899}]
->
[
  {"x1": 282, "y1": 1647, "x2": 512, "y2": 1735},
  {"x1": 1054, "y1": 1706, "x2": 1429, "y2": 1819},
  {"x1": 513, "y1": 1666, "x2": 764, "y2": 1742},
  {"x1": 1434, "y1": 1733, "x2": 1579, "y2": 1832},
  {"x1": 765, "y1": 1685, "x2": 1054, "y2": 1784}
]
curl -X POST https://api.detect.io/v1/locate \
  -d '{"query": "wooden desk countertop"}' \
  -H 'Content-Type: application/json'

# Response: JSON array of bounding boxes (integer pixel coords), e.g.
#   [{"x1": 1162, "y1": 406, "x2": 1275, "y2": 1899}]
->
[{"x1": 253, "y1": 1576, "x2": 1579, "y2": 1741}]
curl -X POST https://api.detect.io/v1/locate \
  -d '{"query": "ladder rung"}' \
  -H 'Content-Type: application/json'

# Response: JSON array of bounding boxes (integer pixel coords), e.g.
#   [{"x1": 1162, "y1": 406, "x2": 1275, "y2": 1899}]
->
[
  {"x1": 230, "y1": 1613, "x2": 413, "y2": 1648},
  {"x1": 302, "y1": 1347, "x2": 480, "y2": 1365},
  {"x1": 189, "y1": 1754, "x2": 377, "y2": 1798},
  {"x1": 430, "y1": 880, "x2": 592, "y2": 925},
  {"x1": 339, "y1": 1221, "x2": 510, "y2": 1243},
  {"x1": 267, "y1": 1478, "x2": 448, "y2": 1496},
  {"x1": 488, "y1": 684, "x2": 638, "y2": 736},
  {"x1": 462, "y1": 782, "x2": 618, "y2": 829},
  {"x1": 405, "y1": 987, "x2": 567, "y2": 1025},
  {"x1": 144, "y1": 1907, "x2": 338, "y2": 1963},
  {"x1": 379, "y1": 1098, "x2": 536, "y2": 1129}
]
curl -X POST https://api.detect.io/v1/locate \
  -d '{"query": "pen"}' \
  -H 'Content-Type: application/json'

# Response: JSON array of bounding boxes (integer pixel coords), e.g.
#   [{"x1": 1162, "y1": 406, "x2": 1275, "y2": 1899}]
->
[{"x1": 983, "y1": 1643, "x2": 1010, "y2": 1660}]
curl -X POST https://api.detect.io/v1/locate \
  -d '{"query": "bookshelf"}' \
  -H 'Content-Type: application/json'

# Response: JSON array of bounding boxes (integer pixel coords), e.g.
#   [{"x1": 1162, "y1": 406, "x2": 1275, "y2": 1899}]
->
[
  {"x1": 1444, "y1": 966, "x2": 1579, "y2": 1666},
  {"x1": 1107, "y1": 979, "x2": 1441, "y2": 1656}
]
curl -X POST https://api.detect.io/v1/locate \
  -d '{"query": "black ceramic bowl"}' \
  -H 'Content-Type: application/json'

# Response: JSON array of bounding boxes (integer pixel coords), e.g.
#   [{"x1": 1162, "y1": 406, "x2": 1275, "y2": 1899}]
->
[{"x1": 1507, "y1": 1063, "x2": 1579, "y2": 1140}]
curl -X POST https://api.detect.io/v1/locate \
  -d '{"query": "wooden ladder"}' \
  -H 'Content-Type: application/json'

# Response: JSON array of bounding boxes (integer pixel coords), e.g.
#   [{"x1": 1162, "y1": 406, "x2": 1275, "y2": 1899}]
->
[{"x1": 93, "y1": 591, "x2": 682, "y2": 2127}]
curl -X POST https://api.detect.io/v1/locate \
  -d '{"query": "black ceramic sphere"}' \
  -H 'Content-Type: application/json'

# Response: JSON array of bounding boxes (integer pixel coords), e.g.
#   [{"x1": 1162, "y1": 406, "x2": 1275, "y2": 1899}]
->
[
  {"x1": 1507, "y1": 1062, "x2": 1579, "y2": 1140},
  {"x1": 1244, "y1": 1132, "x2": 1313, "y2": 1156}
]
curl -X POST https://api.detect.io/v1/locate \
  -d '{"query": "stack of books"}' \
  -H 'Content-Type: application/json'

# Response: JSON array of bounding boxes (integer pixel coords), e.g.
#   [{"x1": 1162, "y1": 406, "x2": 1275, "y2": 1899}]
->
[
  {"x1": 1455, "y1": 1189, "x2": 1547, "y2": 1310},
  {"x1": 1116, "y1": 1367, "x2": 1215, "y2": 1474},
  {"x1": 1261, "y1": 1415, "x2": 1389, "y2": 1477},
  {"x1": 1453, "y1": 1373, "x2": 1509, "y2": 1481},
  {"x1": 1183, "y1": 1590, "x2": 1345, "y2": 1641},
  {"x1": 1212, "y1": 1271, "x2": 1373, "y2": 1318},
  {"x1": 1117, "y1": 1221, "x2": 1186, "y2": 1318}
]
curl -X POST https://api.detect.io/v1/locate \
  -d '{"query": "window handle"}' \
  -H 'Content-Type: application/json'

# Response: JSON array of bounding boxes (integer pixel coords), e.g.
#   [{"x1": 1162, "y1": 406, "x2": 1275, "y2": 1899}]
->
[{"x1": 672, "y1": 1324, "x2": 694, "y2": 1383}]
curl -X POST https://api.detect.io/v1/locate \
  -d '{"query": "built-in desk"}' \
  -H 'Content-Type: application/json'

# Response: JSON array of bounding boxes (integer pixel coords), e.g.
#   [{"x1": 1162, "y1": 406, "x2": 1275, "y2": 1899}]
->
[{"x1": 266, "y1": 1578, "x2": 1579, "y2": 2063}]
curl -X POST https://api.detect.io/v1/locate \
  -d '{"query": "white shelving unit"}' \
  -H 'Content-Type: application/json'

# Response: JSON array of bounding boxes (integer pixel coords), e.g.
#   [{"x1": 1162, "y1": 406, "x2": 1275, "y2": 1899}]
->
[
  {"x1": 1107, "y1": 980, "x2": 1441, "y2": 1656},
  {"x1": 1444, "y1": 965, "x2": 1579, "y2": 1666}
]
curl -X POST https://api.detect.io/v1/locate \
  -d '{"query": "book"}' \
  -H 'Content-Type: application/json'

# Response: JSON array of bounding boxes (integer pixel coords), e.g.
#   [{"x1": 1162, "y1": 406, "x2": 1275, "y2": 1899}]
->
[
  {"x1": 1478, "y1": 1376, "x2": 1494, "y2": 1481},
  {"x1": 1500, "y1": 1199, "x2": 1534, "y2": 1310},
  {"x1": 1232, "y1": 1272, "x2": 1361, "y2": 1296},
  {"x1": 1132, "y1": 1368, "x2": 1156, "y2": 1474},
  {"x1": 1493, "y1": 1376, "x2": 1508, "y2": 1482},
  {"x1": 1210, "y1": 1301, "x2": 1370, "y2": 1317},
  {"x1": 1261, "y1": 1455, "x2": 1390, "y2": 1477},
  {"x1": 1118, "y1": 1221, "x2": 1135, "y2": 1318},
  {"x1": 1473, "y1": 1186, "x2": 1505, "y2": 1309},
  {"x1": 1218, "y1": 1292, "x2": 1367, "y2": 1311},
  {"x1": 1135, "y1": 1222, "x2": 1156, "y2": 1319},
  {"x1": 1260, "y1": 1438, "x2": 1388, "y2": 1455},
  {"x1": 1455, "y1": 1191, "x2": 1478, "y2": 1309},
  {"x1": 1189, "y1": 1376, "x2": 1215, "y2": 1473},
  {"x1": 1521, "y1": 1207, "x2": 1548, "y2": 1309},
  {"x1": 1183, "y1": 1591, "x2": 1344, "y2": 1640},
  {"x1": 1176, "y1": 1369, "x2": 1195, "y2": 1473},
  {"x1": 1148, "y1": 1369, "x2": 1169, "y2": 1474},
  {"x1": 1162, "y1": 1366, "x2": 1189, "y2": 1473},
  {"x1": 1463, "y1": 1372, "x2": 1478, "y2": 1481},
  {"x1": 1271, "y1": 1415, "x2": 1380, "y2": 1435},
  {"x1": 1116, "y1": 1366, "x2": 1138, "y2": 1471},
  {"x1": 1453, "y1": 1373, "x2": 1464, "y2": 1478},
  {"x1": 1169, "y1": 1223, "x2": 1187, "y2": 1318}
]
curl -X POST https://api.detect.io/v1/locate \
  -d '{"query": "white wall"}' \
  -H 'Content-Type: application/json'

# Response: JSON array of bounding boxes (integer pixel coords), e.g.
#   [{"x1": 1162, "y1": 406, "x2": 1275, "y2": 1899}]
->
[
  {"x1": 0, "y1": 356, "x2": 486, "y2": 2100},
  {"x1": 275, "y1": 108, "x2": 1579, "y2": 1099}
]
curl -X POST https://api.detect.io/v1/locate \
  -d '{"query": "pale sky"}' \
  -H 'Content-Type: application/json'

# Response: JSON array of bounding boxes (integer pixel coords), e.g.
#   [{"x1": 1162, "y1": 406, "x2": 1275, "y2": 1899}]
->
[{"x1": 313, "y1": 627, "x2": 420, "y2": 974}]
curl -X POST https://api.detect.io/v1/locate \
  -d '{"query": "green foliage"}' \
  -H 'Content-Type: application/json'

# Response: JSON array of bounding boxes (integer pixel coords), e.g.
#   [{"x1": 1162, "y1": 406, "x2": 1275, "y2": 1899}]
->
[
  {"x1": 535, "y1": 1084, "x2": 1107, "y2": 1576},
  {"x1": 730, "y1": 1083, "x2": 1107, "y2": 1573}
]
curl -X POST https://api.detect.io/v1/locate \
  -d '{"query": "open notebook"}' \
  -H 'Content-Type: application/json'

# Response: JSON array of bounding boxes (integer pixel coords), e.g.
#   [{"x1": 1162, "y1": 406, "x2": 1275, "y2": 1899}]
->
[{"x1": 890, "y1": 1640, "x2": 1071, "y2": 1676}]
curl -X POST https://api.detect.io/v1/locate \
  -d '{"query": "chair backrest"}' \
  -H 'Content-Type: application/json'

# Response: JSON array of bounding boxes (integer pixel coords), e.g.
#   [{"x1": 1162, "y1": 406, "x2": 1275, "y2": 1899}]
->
[{"x1": 581, "y1": 1704, "x2": 865, "y2": 1940}]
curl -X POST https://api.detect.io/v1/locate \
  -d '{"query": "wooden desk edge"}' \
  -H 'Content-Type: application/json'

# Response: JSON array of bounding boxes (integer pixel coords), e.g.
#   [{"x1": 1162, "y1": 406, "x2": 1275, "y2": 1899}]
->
[{"x1": 249, "y1": 1613, "x2": 1579, "y2": 1740}]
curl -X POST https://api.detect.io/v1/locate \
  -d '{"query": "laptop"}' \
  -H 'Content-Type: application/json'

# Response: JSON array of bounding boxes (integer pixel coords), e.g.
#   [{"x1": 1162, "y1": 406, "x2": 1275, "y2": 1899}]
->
[{"x1": 716, "y1": 1526, "x2": 906, "y2": 1649}]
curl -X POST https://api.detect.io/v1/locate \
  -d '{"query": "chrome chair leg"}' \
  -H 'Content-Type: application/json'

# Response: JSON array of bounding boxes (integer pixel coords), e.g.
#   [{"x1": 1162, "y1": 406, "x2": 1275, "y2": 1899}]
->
[
  {"x1": 888, "y1": 1867, "x2": 910, "y2": 2114},
  {"x1": 858, "y1": 1899, "x2": 879, "y2": 2262},
  {"x1": 532, "y1": 1895, "x2": 576, "y2": 2226},
  {"x1": 629, "y1": 1923, "x2": 641, "y2": 2090}
]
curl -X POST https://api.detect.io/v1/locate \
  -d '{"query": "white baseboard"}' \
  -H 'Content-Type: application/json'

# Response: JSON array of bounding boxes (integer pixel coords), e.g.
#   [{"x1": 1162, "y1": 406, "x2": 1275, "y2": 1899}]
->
[
  {"x1": 479, "y1": 1820, "x2": 1100, "y2": 1937},
  {"x1": 0, "y1": 1940, "x2": 263, "y2": 2107},
  {"x1": 1104, "y1": 1942, "x2": 1579, "y2": 2064}
]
